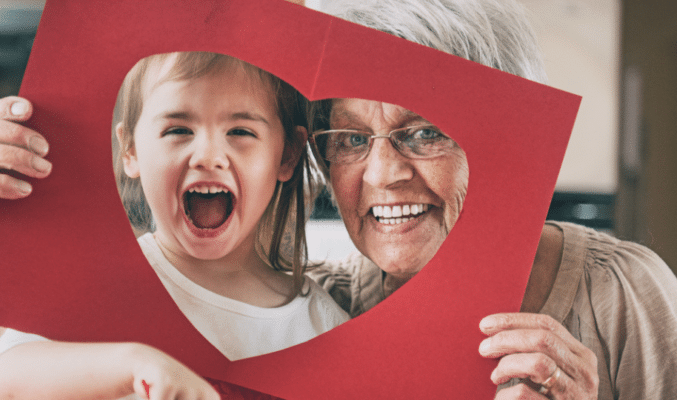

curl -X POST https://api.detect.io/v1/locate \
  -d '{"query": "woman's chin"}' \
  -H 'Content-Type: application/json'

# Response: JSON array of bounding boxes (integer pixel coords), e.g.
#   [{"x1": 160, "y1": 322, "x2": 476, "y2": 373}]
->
[{"x1": 371, "y1": 253, "x2": 427, "y2": 282}]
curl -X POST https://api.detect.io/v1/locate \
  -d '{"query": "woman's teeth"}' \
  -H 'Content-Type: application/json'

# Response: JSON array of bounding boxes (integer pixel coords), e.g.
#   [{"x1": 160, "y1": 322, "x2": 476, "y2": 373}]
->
[
  {"x1": 371, "y1": 204, "x2": 429, "y2": 225},
  {"x1": 188, "y1": 185, "x2": 229, "y2": 194}
]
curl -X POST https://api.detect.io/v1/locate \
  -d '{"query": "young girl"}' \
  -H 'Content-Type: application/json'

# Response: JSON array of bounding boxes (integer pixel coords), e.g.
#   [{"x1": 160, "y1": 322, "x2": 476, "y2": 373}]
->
[{"x1": 0, "y1": 52, "x2": 349, "y2": 399}]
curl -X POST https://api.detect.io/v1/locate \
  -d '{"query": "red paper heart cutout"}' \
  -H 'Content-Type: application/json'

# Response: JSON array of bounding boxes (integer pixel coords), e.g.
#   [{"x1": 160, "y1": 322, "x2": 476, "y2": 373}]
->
[{"x1": 0, "y1": 0, "x2": 579, "y2": 398}]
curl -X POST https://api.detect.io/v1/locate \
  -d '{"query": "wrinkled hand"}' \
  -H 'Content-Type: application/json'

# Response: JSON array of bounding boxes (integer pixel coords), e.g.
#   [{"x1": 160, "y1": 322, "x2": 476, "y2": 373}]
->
[
  {"x1": 129, "y1": 344, "x2": 220, "y2": 400},
  {"x1": 479, "y1": 313, "x2": 598, "y2": 399},
  {"x1": 0, "y1": 96, "x2": 51, "y2": 199}
]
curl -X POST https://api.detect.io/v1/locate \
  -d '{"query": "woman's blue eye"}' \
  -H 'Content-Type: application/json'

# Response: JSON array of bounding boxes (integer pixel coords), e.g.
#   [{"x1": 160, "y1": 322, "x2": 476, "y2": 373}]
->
[
  {"x1": 348, "y1": 134, "x2": 369, "y2": 147},
  {"x1": 400, "y1": 126, "x2": 446, "y2": 145},
  {"x1": 413, "y1": 128, "x2": 440, "y2": 140}
]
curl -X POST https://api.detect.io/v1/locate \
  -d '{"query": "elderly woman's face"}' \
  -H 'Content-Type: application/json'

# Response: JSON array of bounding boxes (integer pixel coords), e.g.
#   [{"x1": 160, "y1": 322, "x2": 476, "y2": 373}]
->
[{"x1": 329, "y1": 98, "x2": 469, "y2": 281}]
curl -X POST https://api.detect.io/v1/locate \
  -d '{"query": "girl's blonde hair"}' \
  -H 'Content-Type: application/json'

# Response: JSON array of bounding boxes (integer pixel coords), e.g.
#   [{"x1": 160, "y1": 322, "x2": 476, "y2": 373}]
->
[{"x1": 112, "y1": 52, "x2": 314, "y2": 298}]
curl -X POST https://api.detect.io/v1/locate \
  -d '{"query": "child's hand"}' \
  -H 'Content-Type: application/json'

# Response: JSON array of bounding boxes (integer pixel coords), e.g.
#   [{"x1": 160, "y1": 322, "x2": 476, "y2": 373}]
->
[{"x1": 127, "y1": 343, "x2": 220, "y2": 400}]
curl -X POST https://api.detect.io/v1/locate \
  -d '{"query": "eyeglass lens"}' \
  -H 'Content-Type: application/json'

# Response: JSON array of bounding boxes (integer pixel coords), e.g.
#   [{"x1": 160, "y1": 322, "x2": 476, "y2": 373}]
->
[{"x1": 316, "y1": 125, "x2": 456, "y2": 164}]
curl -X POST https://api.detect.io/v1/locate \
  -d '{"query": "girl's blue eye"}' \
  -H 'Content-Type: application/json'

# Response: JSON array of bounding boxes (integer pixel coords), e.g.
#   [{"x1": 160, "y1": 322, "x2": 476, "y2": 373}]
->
[
  {"x1": 163, "y1": 127, "x2": 192, "y2": 136},
  {"x1": 228, "y1": 128, "x2": 256, "y2": 137}
]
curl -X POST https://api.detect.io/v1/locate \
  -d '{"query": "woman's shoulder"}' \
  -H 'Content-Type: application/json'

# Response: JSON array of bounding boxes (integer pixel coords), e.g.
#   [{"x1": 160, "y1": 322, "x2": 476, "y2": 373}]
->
[
  {"x1": 546, "y1": 222, "x2": 677, "y2": 398},
  {"x1": 549, "y1": 221, "x2": 674, "y2": 283},
  {"x1": 307, "y1": 252, "x2": 374, "y2": 291},
  {"x1": 307, "y1": 252, "x2": 381, "y2": 317},
  {"x1": 542, "y1": 221, "x2": 677, "y2": 344},
  {"x1": 310, "y1": 252, "x2": 374, "y2": 275},
  {"x1": 533, "y1": 221, "x2": 677, "y2": 318}
]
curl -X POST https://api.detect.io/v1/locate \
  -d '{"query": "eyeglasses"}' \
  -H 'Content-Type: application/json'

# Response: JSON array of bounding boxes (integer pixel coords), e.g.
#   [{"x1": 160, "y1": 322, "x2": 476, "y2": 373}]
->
[{"x1": 311, "y1": 124, "x2": 457, "y2": 165}]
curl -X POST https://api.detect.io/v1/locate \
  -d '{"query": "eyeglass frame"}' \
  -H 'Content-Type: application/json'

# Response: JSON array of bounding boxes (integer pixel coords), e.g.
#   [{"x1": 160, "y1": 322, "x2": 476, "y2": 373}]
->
[{"x1": 309, "y1": 123, "x2": 457, "y2": 168}]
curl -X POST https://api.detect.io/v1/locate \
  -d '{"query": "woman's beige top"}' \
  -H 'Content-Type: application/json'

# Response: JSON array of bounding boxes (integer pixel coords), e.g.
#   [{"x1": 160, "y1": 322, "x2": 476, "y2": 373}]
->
[{"x1": 309, "y1": 221, "x2": 677, "y2": 399}]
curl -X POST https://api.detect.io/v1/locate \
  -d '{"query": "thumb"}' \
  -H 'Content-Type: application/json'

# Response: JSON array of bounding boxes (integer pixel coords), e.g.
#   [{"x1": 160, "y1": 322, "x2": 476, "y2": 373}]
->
[{"x1": 0, "y1": 96, "x2": 34, "y2": 122}]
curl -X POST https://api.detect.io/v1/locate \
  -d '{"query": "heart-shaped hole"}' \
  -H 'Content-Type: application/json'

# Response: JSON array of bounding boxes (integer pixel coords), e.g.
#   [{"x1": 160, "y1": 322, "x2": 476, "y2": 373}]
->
[{"x1": 111, "y1": 51, "x2": 467, "y2": 361}]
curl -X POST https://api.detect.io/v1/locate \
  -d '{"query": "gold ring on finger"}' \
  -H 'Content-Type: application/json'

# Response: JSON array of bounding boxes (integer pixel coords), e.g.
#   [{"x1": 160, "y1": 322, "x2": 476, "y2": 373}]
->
[{"x1": 538, "y1": 366, "x2": 561, "y2": 396}]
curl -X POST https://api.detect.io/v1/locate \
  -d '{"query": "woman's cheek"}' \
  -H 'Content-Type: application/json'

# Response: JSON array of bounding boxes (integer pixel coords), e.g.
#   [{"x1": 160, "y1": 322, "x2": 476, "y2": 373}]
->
[{"x1": 432, "y1": 154, "x2": 469, "y2": 234}]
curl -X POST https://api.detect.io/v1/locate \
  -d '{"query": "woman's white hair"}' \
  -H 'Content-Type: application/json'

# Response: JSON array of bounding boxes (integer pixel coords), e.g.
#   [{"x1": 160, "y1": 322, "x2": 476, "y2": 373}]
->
[{"x1": 324, "y1": 0, "x2": 547, "y2": 83}]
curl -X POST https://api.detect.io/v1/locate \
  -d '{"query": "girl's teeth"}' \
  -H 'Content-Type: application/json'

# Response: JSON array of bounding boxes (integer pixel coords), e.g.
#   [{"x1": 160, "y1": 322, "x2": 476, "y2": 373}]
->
[{"x1": 188, "y1": 185, "x2": 229, "y2": 194}]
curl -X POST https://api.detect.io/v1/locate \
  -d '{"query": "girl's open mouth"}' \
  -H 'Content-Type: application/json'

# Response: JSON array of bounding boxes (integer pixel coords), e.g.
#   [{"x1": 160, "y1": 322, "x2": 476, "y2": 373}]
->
[{"x1": 183, "y1": 186, "x2": 233, "y2": 230}]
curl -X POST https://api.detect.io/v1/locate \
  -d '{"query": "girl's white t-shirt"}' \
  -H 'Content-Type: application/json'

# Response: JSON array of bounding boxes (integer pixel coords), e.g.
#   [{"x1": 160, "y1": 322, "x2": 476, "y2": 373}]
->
[
  {"x1": 0, "y1": 233, "x2": 349, "y2": 362},
  {"x1": 135, "y1": 232, "x2": 349, "y2": 360}
]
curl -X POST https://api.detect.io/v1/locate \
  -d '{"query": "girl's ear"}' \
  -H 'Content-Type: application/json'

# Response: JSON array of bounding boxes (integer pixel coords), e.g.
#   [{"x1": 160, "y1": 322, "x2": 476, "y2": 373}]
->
[
  {"x1": 278, "y1": 126, "x2": 308, "y2": 182},
  {"x1": 115, "y1": 122, "x2": 140, "y2": 178}
]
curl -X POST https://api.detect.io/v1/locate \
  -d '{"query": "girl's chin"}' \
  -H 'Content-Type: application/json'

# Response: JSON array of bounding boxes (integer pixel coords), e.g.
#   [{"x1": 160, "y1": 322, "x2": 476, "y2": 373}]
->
[{"x1": 184, "y1": 247, "x2": 233, "y2": 261}]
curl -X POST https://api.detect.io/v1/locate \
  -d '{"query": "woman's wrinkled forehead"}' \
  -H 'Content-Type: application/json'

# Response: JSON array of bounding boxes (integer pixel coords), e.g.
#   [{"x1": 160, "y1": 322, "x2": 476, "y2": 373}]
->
[{"x1": 330, "y1": 98, "x2": 430, "y2": 129}]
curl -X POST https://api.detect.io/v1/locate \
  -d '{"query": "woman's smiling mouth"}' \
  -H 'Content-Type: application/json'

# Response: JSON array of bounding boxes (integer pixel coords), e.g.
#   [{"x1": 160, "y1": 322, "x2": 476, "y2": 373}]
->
[{"x1": 371, "y1": 204, "x2": 431, "y2": 225}]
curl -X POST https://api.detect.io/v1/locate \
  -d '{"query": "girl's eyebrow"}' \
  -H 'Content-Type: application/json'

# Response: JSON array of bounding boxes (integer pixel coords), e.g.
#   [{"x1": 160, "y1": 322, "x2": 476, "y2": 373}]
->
[
  {"x1": 229, "y1": 111, "x2": 270, "y2": 126},
  {"x1": 154, "y1": 111, "x2": 270, "y2": 126},
  {"x1": 155, "y1": 111, "x2": 194, "y2": 122}
]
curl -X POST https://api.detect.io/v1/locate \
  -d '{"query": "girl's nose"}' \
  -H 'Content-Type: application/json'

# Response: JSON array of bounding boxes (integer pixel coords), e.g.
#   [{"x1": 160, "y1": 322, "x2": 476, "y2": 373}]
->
[
  {"x1": 188, "y1": 135, "x2": 229, "y2": 171},
  {"x1": 362, "y1": 137, "x2": 415, "y2": 189}
]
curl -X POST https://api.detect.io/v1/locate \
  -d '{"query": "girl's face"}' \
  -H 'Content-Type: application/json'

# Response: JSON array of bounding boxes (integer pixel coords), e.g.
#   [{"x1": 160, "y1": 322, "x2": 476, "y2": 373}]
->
[{"x1": 120, "y1": 66, "x2": 299, "y2": 264}]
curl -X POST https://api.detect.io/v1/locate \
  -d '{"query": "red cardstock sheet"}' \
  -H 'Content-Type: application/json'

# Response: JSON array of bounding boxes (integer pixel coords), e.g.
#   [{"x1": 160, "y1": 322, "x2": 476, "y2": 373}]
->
[{"x1": 0, "y1": 0, "x2": 580, "y2": 398}]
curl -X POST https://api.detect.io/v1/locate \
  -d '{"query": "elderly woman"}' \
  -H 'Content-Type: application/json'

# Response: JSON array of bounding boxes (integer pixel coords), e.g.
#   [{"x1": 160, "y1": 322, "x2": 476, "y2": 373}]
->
[
  {"x1": 305, "y1": 1, "x2": 677, "y2": 399},
  {"x1": 1, "y1": 0, "x2": 676, "y2": 399}
]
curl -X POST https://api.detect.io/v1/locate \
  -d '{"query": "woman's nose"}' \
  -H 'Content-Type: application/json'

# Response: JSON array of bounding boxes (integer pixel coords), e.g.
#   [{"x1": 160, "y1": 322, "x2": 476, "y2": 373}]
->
[
  {"x1": 188, "y1": 134, "x2": 228, "y2": 171},
  {"x1": 362, "y1": 137, "x2": 415, "y2": 188}
]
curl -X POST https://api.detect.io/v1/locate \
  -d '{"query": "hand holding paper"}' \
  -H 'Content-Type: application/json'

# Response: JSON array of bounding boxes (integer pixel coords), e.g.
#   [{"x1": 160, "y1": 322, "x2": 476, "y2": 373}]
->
[
  {"x1": 0, "y1": 96, "x2": 51, "y2": 199},
  {"x1": 480, "y1": 313, "x2": 598, "y2": 399}
]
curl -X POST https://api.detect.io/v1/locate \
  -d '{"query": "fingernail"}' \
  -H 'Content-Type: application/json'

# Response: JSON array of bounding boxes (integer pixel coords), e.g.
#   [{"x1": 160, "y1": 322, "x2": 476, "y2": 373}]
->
[
  {"x1": 10, "y1": 101, "x2": 27, "y2": 116},
  {"x1": 479, "y1": 317, "x2": 495, "y2": 331},
  {"x1": 490, "y1": 369, "x2": 497, "y2": 381},
  {"x1": 31, "y1": 156, "x2": 52, "y2": 173},
  {"x1": 17, "y1": 181, "x2": 32, "y2": 195},
  {"x1": 29, "y1": 136, "x2": 49, "y2": 156}
]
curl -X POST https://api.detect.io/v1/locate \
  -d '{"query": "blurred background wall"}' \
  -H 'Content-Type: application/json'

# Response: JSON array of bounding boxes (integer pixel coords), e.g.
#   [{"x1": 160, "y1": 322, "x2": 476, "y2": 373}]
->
[
  {"x1": 1, "y1": 0, "x2": 675, "y2": 273},
  {"x1": 616, "y1": 0, "x2": 677, "y2": 274}
]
